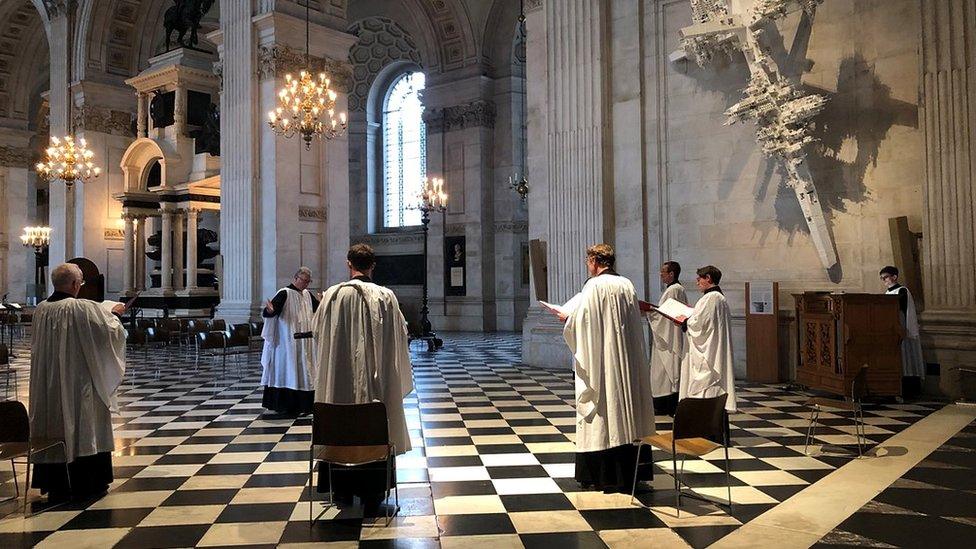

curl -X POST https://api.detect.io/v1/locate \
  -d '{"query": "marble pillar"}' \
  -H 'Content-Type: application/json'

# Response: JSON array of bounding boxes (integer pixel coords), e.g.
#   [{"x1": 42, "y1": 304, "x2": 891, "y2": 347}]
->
[
  {"x1": 216, "y1": 0, "x2": 257, "y2": 321},
  {"x1": 522, "y1": 0, "x2": 611, "y2": 368},
  {"x1": 47, "y1": 9, "x2": 72, "y2": 266},
  {"x1": 136, "y1": 93, "x2": 146, "y2": 137},
  {"x1": 123, "y1": 215, "x2": 134, "y2": 293},
  {"x1": 186, "y1": 208, "x2": 199, "y2": 290},
  {"x1": 918, "y1": 0, "x2": 976, "y2": 398},
  {"x1": 161, "y1": 210, "x2": 174, "y2": 291},
  {"x1": 173, "y1": 209, "x2": 185, "y2": 290}
]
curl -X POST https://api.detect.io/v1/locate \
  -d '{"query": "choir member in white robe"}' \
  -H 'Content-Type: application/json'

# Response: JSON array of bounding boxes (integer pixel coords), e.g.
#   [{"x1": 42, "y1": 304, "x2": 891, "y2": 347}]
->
[
  {"x1": 260, "y1": 267, "x2": 320, "y2": 415},
  {"x1": 29, "y1": 263, "x2": 127, "y2": 503},
  {"x1": 677, "y1": 265, "x2": 737, "y2": 415},
  {"x1": 881, "y1": 266, "x2": 925, "y2": 396},
  {"x1": 547, "y1": 244, "x2": 656, "y2": 493},
  {"x1": 647, "y1": 261, "x2": 687, "y2": 416},
  {"x1": 312, "y1": 244, "x2": 413, "y2": 511}
]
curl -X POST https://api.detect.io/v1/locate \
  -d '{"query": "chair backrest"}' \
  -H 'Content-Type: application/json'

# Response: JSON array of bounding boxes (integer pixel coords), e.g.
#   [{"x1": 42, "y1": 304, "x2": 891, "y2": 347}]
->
[
  {"x1": 163, "y1": 318, "x2": 181, "y2": 332},
  {"x1": 197, "y1": 331, "x2": 226, "y2": 350},
  {"x1": 673, "y1": 394, "x2": 729, "y2": 443},
  {"x1": 249, "y1": 321, "x2": 264, "y2": 336},
  {"x1": 0, "y1": 400, "x2": 29, "y2": 443},
  {"x1": 227, "y1": 324, "x2": 250, "y2": 347},
  {"x1": 18, "y1": 313, "x2": 32, "y2": 324},
  {"x1": 851, "y1": 364, "x2": 869, "y2": 401},
  {"x1": 0, "y1": 343, "x2": 8, "y2": 365},
  {"x1": 146, "y1": 326, "x2": 170, "y2": 342},
  {"x1": 136, "y1": 318, "x2": 156, "y2": 331},
  {"x1": 313, "y1": 402, "x2": 389, "y2": 447},
  {"x1": 126, "y1": 327, "x2": 149, "y2": 345},
  {"x1": 212, "y1": 319, "x2": 227, "y2": 331}
]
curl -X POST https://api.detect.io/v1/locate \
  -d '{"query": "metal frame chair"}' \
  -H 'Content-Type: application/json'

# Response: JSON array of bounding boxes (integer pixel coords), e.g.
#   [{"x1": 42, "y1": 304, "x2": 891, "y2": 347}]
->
[
  {"x1": 804, "y1": 365, "x2": 869, "y2": 457},
  {"x1": 0, "y1": 343, "x2": 17, "y2": 400},
  {"x1": 309, "y1": 401, "x2": 399, "y2": 526},
  {"x1": 196, "y1": 331, "x2": 228, "y2": 371},
  {"x1": 0, "y1": 401, "x2": 70, "y2": 516},
  {"x1": 632, "y1": 393, "x2": 732, "y2": 516}
]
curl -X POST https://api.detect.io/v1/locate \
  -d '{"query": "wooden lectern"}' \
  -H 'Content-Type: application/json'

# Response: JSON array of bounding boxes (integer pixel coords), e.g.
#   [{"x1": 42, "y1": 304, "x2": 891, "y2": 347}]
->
[{"x1": 793, "y1": 293, "x2": 903, "y2": 397}]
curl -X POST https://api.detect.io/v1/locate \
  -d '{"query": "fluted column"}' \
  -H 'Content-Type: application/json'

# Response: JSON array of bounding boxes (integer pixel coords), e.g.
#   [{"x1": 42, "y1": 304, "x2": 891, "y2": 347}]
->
[
  {"x1": 919, "y1": 0, "x2": 976, "y2": 399},
  {"x1": 186, "y1": 208, "x2": 199, "y2": 290},
  {"x1": 161, "y1": 210, "x2": 174, "y2": 291},
  {"x1": 135, "y1": 216, "x2": 147, "y2": 290},
  {"x1": 216, "y1": 0, "x2": 256, "y2": 321},
  {"x1": 174, "y1": 83, "x2": 186, "y2": 137},
  {"x1": 544, "y1": 0, "x2": 608, "y2": 303},
  {"x1": 920, "y1": 0, "x2": 976, "y2": 311},
  {"x1": 173, "y1": 209, "x2": 185, "y2": 290},
  {"x1": 47, "y1": 6, "x2": 73, "y2": 266},
  {"x1": 123, "y1": 215, "x2": 135, "y2": 293}
]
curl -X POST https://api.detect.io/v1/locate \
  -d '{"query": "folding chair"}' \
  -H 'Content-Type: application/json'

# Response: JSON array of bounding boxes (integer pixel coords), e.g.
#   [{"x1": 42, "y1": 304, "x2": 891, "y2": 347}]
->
[
  {"x1": 804, "y1": 365, "x2": 869, "y2": 457},
  {"x1": 632, "y1": 393, "x2": 732, "y2": 515},
  {"x1": 0, "y1": 401, "x2": 70, "y2": 515},
  {"x1": 309, "y1": 402, "x2": 399, "y2": 526}
]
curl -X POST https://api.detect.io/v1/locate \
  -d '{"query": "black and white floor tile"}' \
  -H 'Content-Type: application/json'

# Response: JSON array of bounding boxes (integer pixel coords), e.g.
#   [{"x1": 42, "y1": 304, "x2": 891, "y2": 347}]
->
[
  {"x1": 815, "y1": 417, "x2": 976, "y2": 549},
  {"x1": 0, "y1": 331, "x2": 950, "y2": 548}
]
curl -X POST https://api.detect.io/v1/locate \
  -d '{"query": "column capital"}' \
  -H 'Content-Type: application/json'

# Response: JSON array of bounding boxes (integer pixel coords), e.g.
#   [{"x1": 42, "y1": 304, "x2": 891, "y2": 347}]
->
[{"x1": 256, "y1": 44, "x2": 352, "y2": 92}]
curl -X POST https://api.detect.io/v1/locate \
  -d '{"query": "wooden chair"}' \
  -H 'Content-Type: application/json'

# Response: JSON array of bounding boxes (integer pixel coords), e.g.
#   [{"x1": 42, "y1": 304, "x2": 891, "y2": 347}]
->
[
  {"x1": 804, "y1": 365, "x2": 869, "y2": 457},
  {"x1": 248, "y1": 321, "x2": 264, "y2": 351},
  {"x1": 0, "y1": 401, "x2": 70, "y2": 515},
  {"x1": 632, "y1": 394, "x2": 732, "y2": 515},
  {"x1": 309, "y1": 402, "x2": 399, "y2": 525}
]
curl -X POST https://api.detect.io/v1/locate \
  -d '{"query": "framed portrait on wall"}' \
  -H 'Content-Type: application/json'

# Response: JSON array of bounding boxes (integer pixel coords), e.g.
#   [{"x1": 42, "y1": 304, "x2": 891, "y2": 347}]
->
[{"x1": 444, "y1": 235, "x2": 466, "y2": 297}]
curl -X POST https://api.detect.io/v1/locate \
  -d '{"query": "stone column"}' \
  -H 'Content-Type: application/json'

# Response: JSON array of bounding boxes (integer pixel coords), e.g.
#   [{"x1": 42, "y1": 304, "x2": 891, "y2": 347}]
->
[
  {"x1": 186, "y1": 208, "x2": 199, "y2": 290},
  {"x1": 522, "y1": 0, "x2": 610, "y2": 368},
  {"x1": 47, "y1": 6, "x2": 73, "y2": 266},
  {"x1": 173, "y1": 209, "x2": 185, "y2": 290},
  {"x1": 918, "y1": 0, "x2": 976, "y2": 398},
  {"x1": 160, "y1": 210, "x2": 173, "y2": 291},
  {"x1": 136, "y1": 93, "x2": 146, "y2": 137},
  {"x1": 216, "y1": 0, "x2": 257, "y2": 321},
  {"x1": 174, "y1": 83, "x2": 186, "y2": 137},
  {"x1": 122, "y1": 215, "x2": 135, "y2": 293},
  {"x1": 135, "y1": 216, "x2": 146, "y2": 290}
]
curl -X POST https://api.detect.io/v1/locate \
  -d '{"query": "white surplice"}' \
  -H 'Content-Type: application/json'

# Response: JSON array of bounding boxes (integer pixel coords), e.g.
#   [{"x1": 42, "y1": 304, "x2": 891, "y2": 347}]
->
[
  {"x1": 886, "y1": 285, "x2": 925, "y2": 378},
  {"x1": 679, "y1": 289, "x2": 737, "y2": 412},
  {"x1": 261, "y1": 287, "x2": 315, "y2": 392},
  {"x1": 563, "y1": 273, "x2": 656, "y2": 453},
  {"x1": 648, "y1": 283, "x2": 688, "y2": 397},
  {"x1": 312, "y1": 279, "x2": 414, "y2": 454},
  {"x1": 28, "y1": 297, "x2": 126, "y2": 464}
]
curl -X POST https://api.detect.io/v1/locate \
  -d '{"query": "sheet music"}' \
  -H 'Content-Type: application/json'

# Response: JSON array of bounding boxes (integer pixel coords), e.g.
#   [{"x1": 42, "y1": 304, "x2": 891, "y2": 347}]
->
[
  {"x1": 540, "y1": 292, "x2": 583, "y2": 316},
  {"x1": 655, "y1": 298, "x2": 694, "y2": 321}
]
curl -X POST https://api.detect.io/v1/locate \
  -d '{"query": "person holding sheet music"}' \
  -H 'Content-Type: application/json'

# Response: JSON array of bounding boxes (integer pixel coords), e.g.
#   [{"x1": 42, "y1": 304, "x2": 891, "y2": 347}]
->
[
  {"x1": 645, "y1": 261, "x2": 688, "y2": 416},
  {"x1": 541, "y1": 244, "x2": 656, "y2": 493},
  {"x1": 675, "y1": 265, "x2": 737, "y2": 413}
]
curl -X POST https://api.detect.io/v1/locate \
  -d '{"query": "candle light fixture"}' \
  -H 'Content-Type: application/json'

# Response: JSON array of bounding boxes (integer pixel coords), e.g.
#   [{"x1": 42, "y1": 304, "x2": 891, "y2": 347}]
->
[
  {"x1": 267, "y1": 0, "x2": 347, "y2": 149},
  {"x1": 35, "y1": 136, "x2": 101, "y2": 188},
  {"x1": 411, "y1": 177, "x2": 448, "y2": 351}
]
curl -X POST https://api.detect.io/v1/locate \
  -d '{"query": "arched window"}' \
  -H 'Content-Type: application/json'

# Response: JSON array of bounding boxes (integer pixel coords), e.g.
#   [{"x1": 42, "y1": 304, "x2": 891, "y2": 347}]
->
[{"x1": 382, "y1": 71, "x2": 426, "y2": 228}]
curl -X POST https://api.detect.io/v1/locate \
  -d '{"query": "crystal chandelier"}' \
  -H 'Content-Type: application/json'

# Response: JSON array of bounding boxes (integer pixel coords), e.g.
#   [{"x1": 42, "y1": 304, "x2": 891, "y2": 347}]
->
[
  {"x1": 267, "y1": 0, "x2": 347, "y2": 150},
  {"x1": 21, "y1": 226, "x2": 52, "y2": 252},
  {"x1": 35, "y1": 135, "x2": 101, "y2": 188}
]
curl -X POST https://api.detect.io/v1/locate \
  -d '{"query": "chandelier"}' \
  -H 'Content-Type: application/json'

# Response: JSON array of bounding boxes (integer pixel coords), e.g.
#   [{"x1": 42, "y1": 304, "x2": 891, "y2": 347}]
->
[
  {"x1": 21, "y1": 226, "x2": 52, "y2": 252},
  {"x1": 267, "y1": 0, "x2": 347, "y2": 150},
  {"x1": 35, "y1": 135, "x2": 101, "y2": 188}
]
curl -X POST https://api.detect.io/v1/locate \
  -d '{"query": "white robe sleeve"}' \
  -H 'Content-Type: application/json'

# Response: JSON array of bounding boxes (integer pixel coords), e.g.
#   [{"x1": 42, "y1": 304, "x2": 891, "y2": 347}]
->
[{"x1": 77, "y1": 301, "x2": 127, "y2": 411}]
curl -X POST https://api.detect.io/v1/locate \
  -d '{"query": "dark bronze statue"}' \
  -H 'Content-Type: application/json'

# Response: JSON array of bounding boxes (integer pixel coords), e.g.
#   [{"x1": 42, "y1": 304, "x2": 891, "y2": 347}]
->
[
  {"x1": 164, "y1": 0, "x2": 216, "y2": 51},
  {"x1": 191, "y1": 103, "x2": 220, "y2": 156}
]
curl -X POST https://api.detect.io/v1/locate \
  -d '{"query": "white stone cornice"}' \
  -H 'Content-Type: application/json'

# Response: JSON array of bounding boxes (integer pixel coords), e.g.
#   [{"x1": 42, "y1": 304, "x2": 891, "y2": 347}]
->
[{"x1": 359, "y1": 232, "x2": 424, "y2": 246}]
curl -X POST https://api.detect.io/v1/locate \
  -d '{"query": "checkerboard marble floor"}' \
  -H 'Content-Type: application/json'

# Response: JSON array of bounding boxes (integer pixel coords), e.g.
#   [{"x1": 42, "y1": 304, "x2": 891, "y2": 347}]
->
[{"x1": 0, "y1": 331, "x2": 948, "y2": 548}]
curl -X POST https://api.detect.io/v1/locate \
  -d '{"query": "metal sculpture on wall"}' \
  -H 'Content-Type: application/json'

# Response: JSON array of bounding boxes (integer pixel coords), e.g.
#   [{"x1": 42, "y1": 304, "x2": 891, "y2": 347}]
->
[
  {"x1": 163, "y1": 0, "x2": 216, "y2": 51},
  {"x1": 678, "y1": 0, "x2": 837, "y2": 272}
]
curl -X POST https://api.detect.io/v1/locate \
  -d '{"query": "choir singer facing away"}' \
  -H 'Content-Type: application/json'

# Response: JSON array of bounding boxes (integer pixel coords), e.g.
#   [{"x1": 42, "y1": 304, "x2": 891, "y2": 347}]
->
[
  {"x1": 542, "y1": 244, "x2": 656, "y2": 493},
  {"x1": 29, "y1": 263, "x2": 128, "y2": 503},
  {"x1": 311, "y1": 244, "x2": 414, "y2": 514}
]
